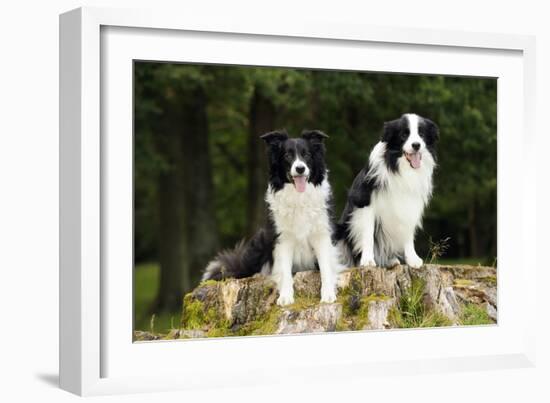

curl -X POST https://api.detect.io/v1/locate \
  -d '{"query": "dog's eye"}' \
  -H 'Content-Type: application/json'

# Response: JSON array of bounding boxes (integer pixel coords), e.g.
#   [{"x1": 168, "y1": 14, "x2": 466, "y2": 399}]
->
[{"x1": 301, "y1": 150, "x2": 310, "y2": 158}]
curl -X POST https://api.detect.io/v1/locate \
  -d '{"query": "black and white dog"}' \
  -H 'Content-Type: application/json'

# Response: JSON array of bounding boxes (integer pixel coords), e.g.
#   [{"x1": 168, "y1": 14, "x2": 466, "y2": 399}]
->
[
  {"x1": 336, "y1": 113, "x2": 439, "y2": 269},
  {"x1": 203, "y1": 130, "x2": 340, "y2": 305}
]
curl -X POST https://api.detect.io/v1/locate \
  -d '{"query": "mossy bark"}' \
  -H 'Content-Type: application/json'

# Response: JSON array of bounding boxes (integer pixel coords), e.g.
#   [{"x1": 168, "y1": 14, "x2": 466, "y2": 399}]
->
[{"x1": 134, "y1": 264, "x2": 497, "y2": 341}]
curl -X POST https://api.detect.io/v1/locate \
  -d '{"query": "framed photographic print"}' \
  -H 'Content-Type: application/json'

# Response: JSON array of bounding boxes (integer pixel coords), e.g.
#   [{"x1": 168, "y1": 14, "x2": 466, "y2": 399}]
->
[{"x1": 60, "y1": 6, "x2": 537, "y2": 396}]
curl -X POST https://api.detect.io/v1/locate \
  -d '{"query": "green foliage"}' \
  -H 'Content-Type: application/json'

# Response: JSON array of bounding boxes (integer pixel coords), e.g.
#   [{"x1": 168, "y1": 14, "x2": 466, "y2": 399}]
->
[
  {"x1": 135, "y1": 63, "x2": 496, "y2": 261},
  {"x1": 389, "y1": 279, "x2": 452, "y2": 328},
  {"x1": 459, "y1": 303, "x2": 494, "y2": 326}
]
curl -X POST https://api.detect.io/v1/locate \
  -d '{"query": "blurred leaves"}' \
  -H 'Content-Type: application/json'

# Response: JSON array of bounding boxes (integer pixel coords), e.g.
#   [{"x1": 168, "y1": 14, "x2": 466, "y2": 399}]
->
[{"x1": 134, "y1": 63, "x2": 497, "y2": 262}]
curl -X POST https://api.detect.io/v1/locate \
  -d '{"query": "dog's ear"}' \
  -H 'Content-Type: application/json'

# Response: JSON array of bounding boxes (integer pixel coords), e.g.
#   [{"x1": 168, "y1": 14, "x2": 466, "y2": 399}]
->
[
  {"x1": 301, "y1": 130, "x2": 329, "y2": 144},
  {"x1": 382, "y1": 119, "x2": 401, "y2": 143},
  {"x1": 424, "y1": 118, "x2": 440, "y2": 144},
  {"x1": 261, "y1": 130, "x2": 288, "y2": 191},
  {"x1": 301, "y1": 130, "x2": 327, "y2": 185},
  {"x1": 260, "y1": 130, "x2": 288, "y2": 146}
]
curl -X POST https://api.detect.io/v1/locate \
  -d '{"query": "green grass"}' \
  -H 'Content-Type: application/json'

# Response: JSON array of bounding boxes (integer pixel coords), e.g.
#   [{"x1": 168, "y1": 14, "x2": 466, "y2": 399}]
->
[
  {"x1": 134, "y1": 262, "x2": 179, "y2": 333},
  {"x1": 459, "y1": 303, "x2": 495, "y2": 326},
  {"x1": 388, "y1": 278, "x2": 452, "y2": 328}
]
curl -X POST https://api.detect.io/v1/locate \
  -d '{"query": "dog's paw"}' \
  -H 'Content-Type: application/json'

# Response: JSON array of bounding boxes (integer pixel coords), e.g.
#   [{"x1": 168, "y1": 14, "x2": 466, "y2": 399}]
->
[
  {"x1": 388, "y1": 257, "x2": 401, "y2": 268},
  {"x1": 360, "y1": 254, "x2": 376, "y2": 267},
  {"x1": 320, "y1": 287, "x2": 337, "y2": 303},
  {"x1": 405, "y1": 255, "x2": 423, "y2": 269},
  {"x1": 277, "y1": 292, "x2": 295, "y2": 306}
]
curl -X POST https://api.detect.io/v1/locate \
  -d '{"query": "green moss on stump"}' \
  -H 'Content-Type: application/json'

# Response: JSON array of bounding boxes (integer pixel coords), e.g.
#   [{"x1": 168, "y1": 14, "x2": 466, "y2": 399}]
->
[
  {"x1": 181, "y1": 296, "x2": 207, "y2": 330},
  {"x1": 453, "y1": 279, "x2": 475, "y2": 287},
  {"x1": 181, "y1": 291, "x2": 231, "y2": 335},
  {"x1": 235, "y1": 305, "x2": 283, "y2": 336},
  {"x1": 336, "y1": 270, "x2": 390, "y2": 330},
  {"x1": 198, "y1": 279, "x2": 222, "y2": 287},
  {"x1": 288, "y1": 296, "x2": 318, "y2": 312},
  {"x1": 181, "y1": 279, "x2": 284, "y2": 338},
  {"x1": 479, "y1": 275, "x2": 497, "y2": 286}
]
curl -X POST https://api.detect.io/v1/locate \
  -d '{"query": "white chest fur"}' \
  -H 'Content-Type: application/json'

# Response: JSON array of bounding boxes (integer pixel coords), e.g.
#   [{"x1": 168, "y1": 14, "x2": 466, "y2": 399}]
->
[
  {"x1": 266, "y1": 179, "x2": 332, "y2": 270},
  {"x1": 373, "y1": 156, "x2": 434, "y2": 235}
]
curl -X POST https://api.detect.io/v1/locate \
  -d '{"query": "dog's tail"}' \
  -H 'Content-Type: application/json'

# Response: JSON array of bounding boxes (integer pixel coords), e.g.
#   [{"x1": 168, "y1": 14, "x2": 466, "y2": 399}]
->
[{"x1": 202, "y1": 229, "x2": 274, "y2": 281}]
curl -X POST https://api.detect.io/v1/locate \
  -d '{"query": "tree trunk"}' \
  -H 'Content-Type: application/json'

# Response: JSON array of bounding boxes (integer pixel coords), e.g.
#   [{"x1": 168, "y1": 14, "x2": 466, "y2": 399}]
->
[
  {"x1": 180, "y1": 87, "x2": 219, "y2": 289},
  {"x1": 155, "y1": 163, "x2": 188, "y2": 311},
  {"x1": 153, "y1": 93, "x2": 188, "y2": 312},
  {"x1": 153, "y1": 84, "x2": 219, "y2": 312},
  {"x1": 246, "y1": 87, "x2": 276, "y2": 236},
  {"x1": 468, "y1": 198, "x2": 480, "y2": 258}
]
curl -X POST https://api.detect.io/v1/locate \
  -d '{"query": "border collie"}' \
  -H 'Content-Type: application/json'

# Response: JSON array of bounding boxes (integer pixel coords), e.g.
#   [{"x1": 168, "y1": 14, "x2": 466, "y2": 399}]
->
[
  {"x1": 336, "y1": 113, "x2": 439, "y2": 268},
  {"x1": 202, "y1": 130, "x2": 340, "y2": 305}
]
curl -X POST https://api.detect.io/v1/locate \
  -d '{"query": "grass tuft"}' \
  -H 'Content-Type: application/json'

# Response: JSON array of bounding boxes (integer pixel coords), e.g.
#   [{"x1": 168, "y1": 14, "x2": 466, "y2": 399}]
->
[
  {"x1": 427, "y1": 236, "x2": 451, "y2": 264},
  {"x1": 389, "y1": 278, "x2": 452, "y2": 328},
  {"x1": 459, "y1": 303, "x2": 494, "y2": 326}
]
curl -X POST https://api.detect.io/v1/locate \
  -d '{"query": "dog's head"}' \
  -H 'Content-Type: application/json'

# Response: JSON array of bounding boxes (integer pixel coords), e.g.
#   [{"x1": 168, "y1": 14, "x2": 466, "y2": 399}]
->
[
  {"x1": 261, "y1": 130, "x2": 328, "y2": 192},
  {"x1": 381, "y1": 113, "x2": 439, "y2": 171}
]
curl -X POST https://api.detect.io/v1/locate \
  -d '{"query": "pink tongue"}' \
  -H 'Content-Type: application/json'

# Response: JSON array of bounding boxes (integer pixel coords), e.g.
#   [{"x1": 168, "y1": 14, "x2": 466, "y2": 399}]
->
[
  {"x1": 409, "y1": 153, "x2": 421, "y2": 169},
  {"x1": 293, "y1": 176, "x2": 307, "y2": 192}
]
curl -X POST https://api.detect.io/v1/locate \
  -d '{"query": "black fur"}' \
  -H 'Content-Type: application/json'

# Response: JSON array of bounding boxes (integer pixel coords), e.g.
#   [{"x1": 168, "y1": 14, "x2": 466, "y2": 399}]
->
[
  {"x1": 300, "y1": 130, "x2": 328, "y2": 186},
  {"x1": 203, "y1": 129, "x2": 330, "y2": 280},
  {"x1": 204, "y1": 225, "x2": 277, "y2": 280},
  {"x1": 260, "y1": 129, "x2": 328, "y2": 192}
]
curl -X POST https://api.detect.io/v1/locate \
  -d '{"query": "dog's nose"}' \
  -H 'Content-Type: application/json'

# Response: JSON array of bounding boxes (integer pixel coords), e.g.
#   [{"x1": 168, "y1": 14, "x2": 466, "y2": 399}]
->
[
  {"x1": 412, "y1": 142, "x2": 421, "y2": 151},
  {"x1": 296, "y1": 166, "x2": 305, "y2": 174}
]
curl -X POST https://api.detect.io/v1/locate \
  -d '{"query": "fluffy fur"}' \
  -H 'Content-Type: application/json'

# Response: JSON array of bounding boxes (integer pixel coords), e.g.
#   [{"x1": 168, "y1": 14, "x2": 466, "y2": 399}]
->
[
  {"x1": 203, "y1": 130, "x2": 341, "y2": 305},
  {"x1": 336, "y1": 113, "x2": 439, "y2": 268}
]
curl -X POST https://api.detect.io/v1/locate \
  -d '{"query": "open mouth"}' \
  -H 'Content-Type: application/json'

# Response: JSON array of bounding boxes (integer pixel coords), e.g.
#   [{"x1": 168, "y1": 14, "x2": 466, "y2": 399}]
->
[
  {"x1": 404, "y1": 152, "x2": 422, "y2": 169},
  {"x1": 292, "y1": 175, "x2": 308, "y2": 193}
]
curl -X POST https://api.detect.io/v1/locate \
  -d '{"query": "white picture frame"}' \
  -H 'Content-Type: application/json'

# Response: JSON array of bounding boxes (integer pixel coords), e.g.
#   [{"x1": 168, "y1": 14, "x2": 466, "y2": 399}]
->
[{"x1": 59, "y1": 6, "x2": 537, "y2": 396}]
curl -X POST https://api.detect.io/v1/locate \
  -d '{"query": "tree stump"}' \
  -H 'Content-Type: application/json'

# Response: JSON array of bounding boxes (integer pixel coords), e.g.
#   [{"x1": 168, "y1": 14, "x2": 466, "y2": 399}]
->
[{"x1": 134, "y1": 264, "x2": 497, "y2": 341}]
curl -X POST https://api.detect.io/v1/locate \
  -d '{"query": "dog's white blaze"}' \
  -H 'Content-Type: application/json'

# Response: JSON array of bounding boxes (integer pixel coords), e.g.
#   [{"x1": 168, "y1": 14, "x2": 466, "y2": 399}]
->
[
  {"x1": 403, "y1": 113, "x2": 426, "y2": 153},
  {"x1": 348, "y1": 135, "x2": 435, "y2": 267},
  {"x1": 266, "y1": 176, "x2": 340, "y2": 303},
  {"x1": 290, "y1": 156, "x2": 310, "y2": 177}
]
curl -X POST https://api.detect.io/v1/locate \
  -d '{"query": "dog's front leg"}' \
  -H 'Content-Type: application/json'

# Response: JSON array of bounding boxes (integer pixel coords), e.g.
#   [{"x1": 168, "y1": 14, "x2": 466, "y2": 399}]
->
[
  {"x1": 404, "y1": 237, "x2": 423, "y2": 268},
  {"x1": 357, "y1": 207, "x2": 376, "y2": 266},
  {"x1": 272, "y1": 237, "x2": 295, "y2": 306},
  {"x1": 311, "y1": 234, "x2": 337, "y2": 303}
]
